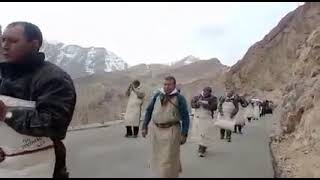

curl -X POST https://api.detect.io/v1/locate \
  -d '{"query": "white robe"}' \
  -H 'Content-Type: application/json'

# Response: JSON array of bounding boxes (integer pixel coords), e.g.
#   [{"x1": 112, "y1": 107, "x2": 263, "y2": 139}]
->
[
  {"x1": 245, "y1": 104, "x2": 254, "y2": 119},
  {"x1": 191, "y1": 106, "x2": 218, "y2": 147},
  {"x1": 235, "y1": 105, "x2": 246, "y2": 125},
  {"x1": 214, "y1": 101, "x2": 236, "y2": 131},
  {"x1": 124, "y1": 86, "x2": 144, "y2": 127}
]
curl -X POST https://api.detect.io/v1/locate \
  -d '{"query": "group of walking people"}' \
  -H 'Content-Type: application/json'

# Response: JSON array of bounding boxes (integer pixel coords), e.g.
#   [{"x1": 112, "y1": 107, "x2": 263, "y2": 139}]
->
[
  {"x1": 0, "y1": 21, "x2": 273, "y2": 178},
  {"x1": 123, "y1": 75, "x2": 273, "y2": 178}
]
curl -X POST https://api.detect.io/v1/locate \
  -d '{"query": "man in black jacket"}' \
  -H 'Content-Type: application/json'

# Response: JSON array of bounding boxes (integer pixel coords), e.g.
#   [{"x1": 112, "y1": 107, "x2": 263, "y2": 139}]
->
[
  {"x1": 218, "y1": 90, "x2": 239, "y2": 142},
  {"x1": 0, "y1": 22, "x2": 76, "y2": 178},
  {"x1": 191, "y1": 87, "x2": 218, "y2": 157}
]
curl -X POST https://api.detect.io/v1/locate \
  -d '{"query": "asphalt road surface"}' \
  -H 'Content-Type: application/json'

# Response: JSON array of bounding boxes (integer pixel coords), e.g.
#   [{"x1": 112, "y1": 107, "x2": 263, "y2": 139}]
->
[{"x1": 65, "y1": 114, "x2": 274, "y2": 178}]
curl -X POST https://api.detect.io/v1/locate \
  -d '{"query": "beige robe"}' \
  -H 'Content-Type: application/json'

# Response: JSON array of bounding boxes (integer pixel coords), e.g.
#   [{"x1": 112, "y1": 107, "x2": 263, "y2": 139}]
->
[
  {"x1": 235, "y1": 104, "x2": 246, "y2": 125},
  {"x1": 192, "y1": 106, "x2": 218, "y2": 146},
  {"x1": 214, "y1": 101, "x2": 236, "y2": 131},
  {"x1": 0, "y1": 95, "x2": 54, "y2": 178},
  {"x1": 124, "y1": 86, "x2": 144, "y2": 127},
  {"x1": 150, "y1": 95, "x2": 182, "y2": 178},
  {"x1": 245, "y1": 104, "x2": 254, "y2": 119}
]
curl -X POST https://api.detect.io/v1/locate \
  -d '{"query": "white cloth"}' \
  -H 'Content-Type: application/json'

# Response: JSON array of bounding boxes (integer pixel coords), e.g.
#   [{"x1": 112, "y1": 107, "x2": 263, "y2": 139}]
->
[
  {"x1": 235, "y1": 105, "x2": 246, "y2": 125},
  {"x1": 159, "y1": 88, "x2": 178, "y2": 95},
  {"x1": 191, "y1": 106, "x2": 218, "y2": 146},
  {"x1": 245, "y1": 104, "x2": 254, "y2": 119},
  {"x1": 0, "y1": 95, "x2": 54, "y2": 178},
  {"x1": 124, "y1": 86, "x2": 144, "y2": 127},
  {"x1": 214, "y1": 101, "x2": 236, "y2": 131}
]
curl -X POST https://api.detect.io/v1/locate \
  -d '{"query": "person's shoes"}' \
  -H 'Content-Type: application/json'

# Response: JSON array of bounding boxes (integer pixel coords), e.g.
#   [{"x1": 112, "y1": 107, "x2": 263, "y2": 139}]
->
[
  {"x1": 133, "y1": 135, "x2": 138, "y2": 138},
  {"x1": 199, "y1": 152, "x2": 205, "y2": 157},
  {"x1": 239, "y1": 131, "x2": 243, "y2": 134},
  {"x1": 227, "y1": 138, "x2": 231, "y2": 142},
  {"x1": 124, "y1": 134, "x2": 132, "y2": 138}
]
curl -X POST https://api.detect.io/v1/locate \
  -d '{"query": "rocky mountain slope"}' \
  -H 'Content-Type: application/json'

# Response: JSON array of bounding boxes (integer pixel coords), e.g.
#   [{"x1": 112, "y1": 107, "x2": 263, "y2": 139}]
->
[
  {"x1": 223, "y1": 2, "x2": 320, "y2": 177},
  {"x1": 71, "y1": 57, "x2": 228, "y2": 127}
]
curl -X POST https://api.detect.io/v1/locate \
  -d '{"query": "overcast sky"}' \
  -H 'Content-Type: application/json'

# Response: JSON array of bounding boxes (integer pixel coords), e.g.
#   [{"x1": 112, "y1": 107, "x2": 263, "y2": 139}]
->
[{"x1": 0, "y1": 2, "x2": 302, "y2": 66}]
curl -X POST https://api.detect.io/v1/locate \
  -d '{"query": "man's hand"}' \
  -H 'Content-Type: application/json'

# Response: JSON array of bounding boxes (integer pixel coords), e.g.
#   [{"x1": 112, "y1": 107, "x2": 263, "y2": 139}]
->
[
  {"x1": 0, "y1": 100, "x2": 7, "y2": 121},
  {"x1": 129, "y1": 84, "x2": 133, "y2": 90},
  {"x1": 230, "y1": 111, "x2": 237, "y2": 119},
  {"x1": 180, "y1": 135, "x2": 187, "y2": 145},
  {"x1": 142, "y1": 128, "x2": 148, "y2": 138}
]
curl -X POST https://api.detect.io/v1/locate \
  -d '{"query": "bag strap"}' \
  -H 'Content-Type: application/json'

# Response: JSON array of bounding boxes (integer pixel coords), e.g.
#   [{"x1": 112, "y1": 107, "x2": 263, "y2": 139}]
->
[{"x1": 167, "y1": 96, "x2": 179, "y2": 111}]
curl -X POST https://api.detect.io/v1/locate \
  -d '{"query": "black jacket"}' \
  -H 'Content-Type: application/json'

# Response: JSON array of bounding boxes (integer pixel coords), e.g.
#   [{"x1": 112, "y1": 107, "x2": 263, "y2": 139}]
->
[
  {"x1": 191, "y1": 94, "x2": 218, "y2": 118},
  {"x1": 0, "y1": 52, "x2": 76, "y2": 140}
]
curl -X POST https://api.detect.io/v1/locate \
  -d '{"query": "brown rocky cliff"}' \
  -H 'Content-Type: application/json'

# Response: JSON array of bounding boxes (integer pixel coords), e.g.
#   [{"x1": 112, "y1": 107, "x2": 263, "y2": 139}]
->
[
  {"x1": 224, "y1": 2, "x2": 320, "y2": 177},
  {"x1": 225, "y1": 2, "x2": 320, "y2": 103}
]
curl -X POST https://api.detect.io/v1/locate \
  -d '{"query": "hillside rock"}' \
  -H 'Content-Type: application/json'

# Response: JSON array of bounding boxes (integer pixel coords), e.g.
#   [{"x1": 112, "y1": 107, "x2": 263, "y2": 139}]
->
[{"x1": 223, "y1": 2, "x2": 320, "y2": 177}]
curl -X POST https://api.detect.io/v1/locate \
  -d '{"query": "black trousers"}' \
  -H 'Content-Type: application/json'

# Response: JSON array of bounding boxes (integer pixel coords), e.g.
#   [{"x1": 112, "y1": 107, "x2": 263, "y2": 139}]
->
[
  {"x1": 198, "y1": 145, "x2": 207, "y2": 153},
  {"x1": 234, "y1": 125, "x2": 243, "y2": 133},
  {"x1": 220, "y1": 129, "x2": 232, "y2": 139},
  {"x1": 52, "y1": 140, "x2": 69, "y2": 178},
  {"x1": 126, "y1": 126, "x2": 139, "y2": 136}
]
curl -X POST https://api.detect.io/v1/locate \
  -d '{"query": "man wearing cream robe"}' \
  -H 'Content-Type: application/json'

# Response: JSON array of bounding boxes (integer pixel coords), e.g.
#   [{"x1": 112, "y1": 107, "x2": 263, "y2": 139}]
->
[
  {"x1": 124, "y1": 80, "x2": 145, "y2": 138},
  {"x1": 142, "y1": 76, "x2": 189, "y2": 178}
]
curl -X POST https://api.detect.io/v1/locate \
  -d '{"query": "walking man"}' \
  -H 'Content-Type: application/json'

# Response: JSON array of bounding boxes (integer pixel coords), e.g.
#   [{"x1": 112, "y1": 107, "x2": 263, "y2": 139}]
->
[
  {"x1": 218, "y1": 89, "x2": 239, "y2": 142},
  {"x1": 0, "y1": 22, "x2": 76, "y2": 178},
  {"x1": 124, "y1": 80, "x2": 145, "y2": 138},
  {"x1": 142, "y1": 76, "x2": 190, "y2": 178},
  {"x1": 191, "y1": 87, "x2": 218, "y2": 157}
]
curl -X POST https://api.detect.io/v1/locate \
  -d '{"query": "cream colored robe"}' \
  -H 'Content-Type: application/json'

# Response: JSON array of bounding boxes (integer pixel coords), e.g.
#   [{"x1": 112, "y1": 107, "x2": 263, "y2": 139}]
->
[
  {"x1": 124, "y1": 86, "x2": 144, "y2": 127},
  {"x1": 192, "y1": 106, "x2": 218, "y2": 146},
  {"x1": 235, "y1": 104, "x2": 246, "y2": 125},
  {"x1": 215, "y1": 101, "x2": 236, "y2": 131},
  {"x1": 150, "y1": 90, "x2": 182, "y2": 178}
]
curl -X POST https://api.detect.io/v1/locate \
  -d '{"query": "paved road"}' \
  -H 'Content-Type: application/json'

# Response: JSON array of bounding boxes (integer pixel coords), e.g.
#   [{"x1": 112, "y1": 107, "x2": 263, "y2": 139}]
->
[{"x1": 65, "y1": 114, "x2": 274, "y2": 178}]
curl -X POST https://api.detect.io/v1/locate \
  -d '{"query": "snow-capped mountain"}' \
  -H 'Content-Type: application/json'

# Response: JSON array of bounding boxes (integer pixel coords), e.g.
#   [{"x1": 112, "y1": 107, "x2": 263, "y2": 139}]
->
[
  {"x1": 170, "y1": 55, "x2": 201, "y2": 67},
  {"x1": 41, "y1": 40, "x2": 128, "y2": 78}
]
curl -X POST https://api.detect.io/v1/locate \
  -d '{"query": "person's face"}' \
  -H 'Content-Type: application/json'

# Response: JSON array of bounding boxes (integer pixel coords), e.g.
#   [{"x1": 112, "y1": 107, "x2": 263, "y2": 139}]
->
[
  {"x1": 133, "y1": 82, "x2": 140, "y2": 88},
  {"x1": 163, "y1": 79, "x2": 175, "y2": 94},
  {"x1": 1, "y1": 25, "x2": 36, "y2": 63},
  {"x1": 203, "y1": 89, "x2": 211, "y2": 97},
  {"x1": 226, "y1": 90, "x2": 234, "y2": 98}
]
